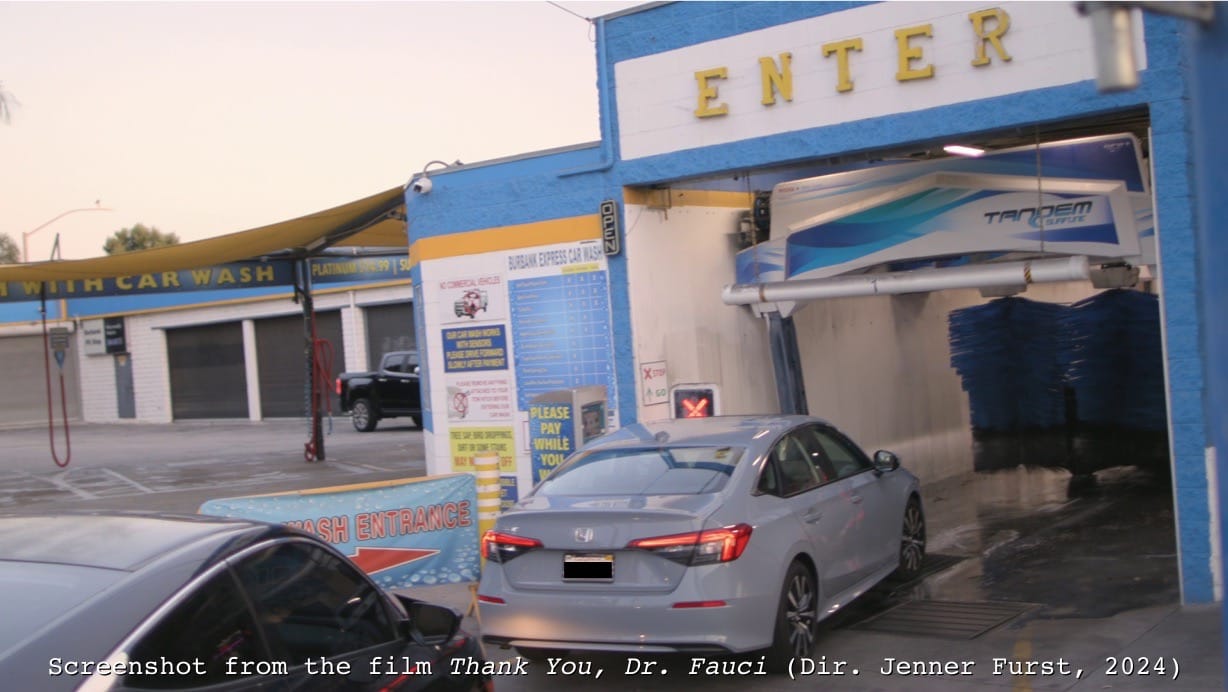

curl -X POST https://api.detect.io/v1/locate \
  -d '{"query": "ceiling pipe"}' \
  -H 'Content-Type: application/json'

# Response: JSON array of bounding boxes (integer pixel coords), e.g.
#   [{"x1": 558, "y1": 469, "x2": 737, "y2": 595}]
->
[{"x1": 721, "y1": 256, "x2": 1091, "y2": 306}]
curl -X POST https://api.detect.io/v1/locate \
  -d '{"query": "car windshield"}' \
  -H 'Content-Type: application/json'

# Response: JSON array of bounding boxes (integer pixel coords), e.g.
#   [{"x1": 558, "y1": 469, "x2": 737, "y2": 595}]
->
[
  {"x1": 0, "y1": 561, "x2": 126, "y2": 654},
  {"x1": 536, "y1": 446, "x2": 745, "y2": 496}
]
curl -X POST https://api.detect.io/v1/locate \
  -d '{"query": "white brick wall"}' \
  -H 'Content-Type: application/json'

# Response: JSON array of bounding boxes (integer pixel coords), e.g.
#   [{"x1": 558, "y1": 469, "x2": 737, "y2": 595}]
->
[
  {"x1": 341, "y1": 304, "x2": 370, "y2": 373},
  {"x1": 76, "y1": 334, "x2": 118, "y2": 423},
  {"x1": 625, "y1": 203, "x2": 779, "y2": 422},
  {"x1": 75, "y1": 283, "x2": 412, "y2": 423}
]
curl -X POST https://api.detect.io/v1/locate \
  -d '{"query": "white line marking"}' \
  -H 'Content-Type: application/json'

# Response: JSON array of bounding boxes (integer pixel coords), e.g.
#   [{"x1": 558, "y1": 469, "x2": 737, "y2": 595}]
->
[
  {"x1": 326, "y1": 461, "x2": 370, "y2": 474},
  {"x1": 43, "y1": 473, "x2": 98, "y2": 500},
  {"x1": 100, "y1": 468, "x2": 157, "y2": 494}
]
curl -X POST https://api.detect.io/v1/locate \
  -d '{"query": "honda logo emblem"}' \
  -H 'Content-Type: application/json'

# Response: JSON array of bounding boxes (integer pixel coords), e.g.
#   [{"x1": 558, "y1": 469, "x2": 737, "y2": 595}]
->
[{"x1": 574, "y1": 527, "x2": 594, "y2": 543}]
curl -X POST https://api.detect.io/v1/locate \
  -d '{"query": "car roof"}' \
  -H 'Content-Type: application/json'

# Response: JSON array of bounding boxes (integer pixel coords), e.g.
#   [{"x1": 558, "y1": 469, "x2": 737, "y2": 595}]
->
[
  {"x1": 0, "y1": 512, "x2": 305, "y2": 689},
  {"x1": 0, "y1": 511, "x2": 279, "y2": 571},
  {"x1": 588, "y1": 414, "x2": 827, "y2": 449}
]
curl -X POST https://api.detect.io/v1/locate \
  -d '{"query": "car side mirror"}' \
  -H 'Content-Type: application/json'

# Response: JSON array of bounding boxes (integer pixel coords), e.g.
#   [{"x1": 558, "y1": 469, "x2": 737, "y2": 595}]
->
[
  {"x1": 396, "y1": 595, "x2": 461, "y2": 646},
  {"x1": 873, "y1": 450, "x2": 900, "y2": 474}
]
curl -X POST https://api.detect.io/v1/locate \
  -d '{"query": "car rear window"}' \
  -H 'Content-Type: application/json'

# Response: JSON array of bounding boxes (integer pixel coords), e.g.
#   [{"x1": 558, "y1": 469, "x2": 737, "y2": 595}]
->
[{"x1": 536, "y1": 446, "x2": 744, "y2": 496}]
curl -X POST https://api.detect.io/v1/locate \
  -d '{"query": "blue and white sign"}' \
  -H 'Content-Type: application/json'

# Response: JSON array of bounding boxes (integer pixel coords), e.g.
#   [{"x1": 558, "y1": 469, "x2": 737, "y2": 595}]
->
[
  {"x1": 737, "y1": 135, "x2": 1150, "y2": 284},
  {"x1": 442, "y1": 324, "x2": 508, "y2": 373},
  {"x1": 200, "y1": 474, "x2": 480, "y2": 589}
]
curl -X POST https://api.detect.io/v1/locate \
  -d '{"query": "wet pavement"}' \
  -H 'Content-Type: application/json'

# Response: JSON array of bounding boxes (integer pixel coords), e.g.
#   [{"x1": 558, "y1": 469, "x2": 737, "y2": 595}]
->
[
  {"x1": 418, "y1": 462, "x2": 1215, "y2": 691},
  {"x1": 905, "y1": 463, "x2": 1179, "y2": 619},
  {"x1": 429, "y1": 603, "x2": 1222, "y2": 691}
]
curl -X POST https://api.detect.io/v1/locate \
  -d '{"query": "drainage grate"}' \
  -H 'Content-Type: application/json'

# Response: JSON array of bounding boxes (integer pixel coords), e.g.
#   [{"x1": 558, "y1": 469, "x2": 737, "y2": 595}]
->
[
  {"x1": 851, "y1": 600, "x2": 1035, "y2": 639},
  {"x1": 912, "y1": 553, "x2": 964, "y2": 581}
]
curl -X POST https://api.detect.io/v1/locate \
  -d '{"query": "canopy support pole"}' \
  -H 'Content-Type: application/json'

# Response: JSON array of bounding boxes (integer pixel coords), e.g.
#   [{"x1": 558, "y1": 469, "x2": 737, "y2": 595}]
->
[{"x1": 295, "y1": 259, "x2": 325, "y2": 462}]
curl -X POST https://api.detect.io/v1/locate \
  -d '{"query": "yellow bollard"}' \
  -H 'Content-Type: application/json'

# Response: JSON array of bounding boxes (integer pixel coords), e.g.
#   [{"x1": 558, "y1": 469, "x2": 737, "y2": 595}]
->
[
  {"x1": 470, "y1": 451, "x2": 501, "y2": 631},
  {"x1": 473, "y1": 451, "x2": 501, "y2": 558}
]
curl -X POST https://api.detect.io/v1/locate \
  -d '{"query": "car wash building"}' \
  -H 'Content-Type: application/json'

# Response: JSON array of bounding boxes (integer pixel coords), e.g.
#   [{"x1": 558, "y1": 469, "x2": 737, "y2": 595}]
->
[
  {"x1": 406, "y1": 0, "x2": 1228, "y2": 607},
  {"x1": 0, "y1": 189, "x2": 417, "y2": 431}
]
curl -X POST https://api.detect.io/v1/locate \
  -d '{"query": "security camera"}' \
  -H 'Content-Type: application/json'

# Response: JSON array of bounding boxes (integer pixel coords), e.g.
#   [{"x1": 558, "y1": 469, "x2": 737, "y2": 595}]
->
[{"x1": 411, "y1": 177, "x2": 433, "y2": 194}]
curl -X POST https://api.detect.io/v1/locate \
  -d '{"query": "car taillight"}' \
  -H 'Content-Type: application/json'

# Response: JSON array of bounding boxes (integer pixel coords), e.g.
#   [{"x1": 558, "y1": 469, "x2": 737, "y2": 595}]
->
[
  {"x1": 334, "y1": 378, "x2": 342, "y2": 396},
  {"x1": 481, "y1": 530, "x2": 543, "y2": 563},
  {"x1": 626, "y1": 523, "x2": 752, "y2": 566}
]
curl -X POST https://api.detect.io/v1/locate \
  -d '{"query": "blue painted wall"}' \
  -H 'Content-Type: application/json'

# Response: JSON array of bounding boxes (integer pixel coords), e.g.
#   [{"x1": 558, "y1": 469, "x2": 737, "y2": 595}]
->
[
  {"x1": 1186, "y1": 3, "x2": 1228, "y2": 633},
  {"x1": 1147, "y1": 14, "x2": 1213, "y2": 603}
]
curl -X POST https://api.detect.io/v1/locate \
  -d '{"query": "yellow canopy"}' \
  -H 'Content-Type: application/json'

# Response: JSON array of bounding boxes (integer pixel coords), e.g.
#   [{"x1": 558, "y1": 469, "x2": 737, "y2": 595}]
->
[{"x1": 0, "y1": 186, "x2": 406, "y2": 283}]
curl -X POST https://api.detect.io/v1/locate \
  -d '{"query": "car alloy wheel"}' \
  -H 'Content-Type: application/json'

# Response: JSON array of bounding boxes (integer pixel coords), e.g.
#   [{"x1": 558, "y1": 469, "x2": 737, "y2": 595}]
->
[
  {"x1": 766, "y1": 561, "x2": 817, "y2": 672},
  {"x1": 899, "y1": 498, "x2": 926, "y2": 578},
  {"x1": 784, "y1": 567, "x2": 817, "y2": 658}
]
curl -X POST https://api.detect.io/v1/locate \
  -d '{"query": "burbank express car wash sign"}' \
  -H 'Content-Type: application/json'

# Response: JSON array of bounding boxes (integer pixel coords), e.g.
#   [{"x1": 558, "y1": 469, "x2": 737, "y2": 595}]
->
[
  {"x1": 199, "y1": 474, "x2": 479, "y2": 588},
  {"x1": 0, "y1": 255, "x2": 413, "y2": 303}
]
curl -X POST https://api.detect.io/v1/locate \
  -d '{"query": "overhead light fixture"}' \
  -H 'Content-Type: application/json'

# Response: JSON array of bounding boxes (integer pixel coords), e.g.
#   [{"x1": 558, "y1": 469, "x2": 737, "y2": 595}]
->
[{"x1": 943, "y1": 144, "x2": 986, "y2": 158}]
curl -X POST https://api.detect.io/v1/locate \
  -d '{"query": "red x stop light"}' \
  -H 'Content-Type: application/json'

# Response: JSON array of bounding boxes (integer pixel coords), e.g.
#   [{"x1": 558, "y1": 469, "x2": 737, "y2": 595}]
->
[{"x1": 673, "y1": 388, "x2": 716, "y2": 419}]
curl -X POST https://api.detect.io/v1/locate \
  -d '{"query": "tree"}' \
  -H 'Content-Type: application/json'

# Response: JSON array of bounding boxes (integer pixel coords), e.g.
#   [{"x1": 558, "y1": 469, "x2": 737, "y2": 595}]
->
[
  {"x1": 0, "y1": 83, "x2": 24, "y2": 262},
  {"x1": 103, "y1": 224, "x2": 180, "y2": 255},
  {"x1": 0, "y1": 81, "x2": 15, "y2": 124},
  {"x1": 0, "y1": 234, "x2": 19, "y2": 264}
]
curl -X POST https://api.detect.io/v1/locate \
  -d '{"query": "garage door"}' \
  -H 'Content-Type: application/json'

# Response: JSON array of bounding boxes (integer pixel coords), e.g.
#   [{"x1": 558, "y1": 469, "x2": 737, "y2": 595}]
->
[
  {"x1": 364, "y1": 301, "x2": 415, "y2": 367},
  {"x1": 167, "y1": 323, "x2": 248, "y2": 419},
  {"x1": 256, "y1": 312, "x2": 345, "y2": 417},
  {"x1": 0, "y1": 334, "x2": 82, "y2": 426}
]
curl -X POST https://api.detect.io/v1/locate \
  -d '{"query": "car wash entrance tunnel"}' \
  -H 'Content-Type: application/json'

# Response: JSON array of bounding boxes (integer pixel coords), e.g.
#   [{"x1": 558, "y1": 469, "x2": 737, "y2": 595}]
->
[
  {"x1": 783, "y1": 281, "x2": 1177, "y2": 632},
  {"x1": 707, "y1": 120, "x2": 1181, "y2": 624}
]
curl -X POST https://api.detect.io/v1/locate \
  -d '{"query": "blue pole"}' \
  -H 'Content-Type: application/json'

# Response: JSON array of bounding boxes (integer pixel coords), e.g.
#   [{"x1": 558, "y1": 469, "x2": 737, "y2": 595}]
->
[{"x1": 1186, "y1": 4, "x2": 1228, "y2": 672}]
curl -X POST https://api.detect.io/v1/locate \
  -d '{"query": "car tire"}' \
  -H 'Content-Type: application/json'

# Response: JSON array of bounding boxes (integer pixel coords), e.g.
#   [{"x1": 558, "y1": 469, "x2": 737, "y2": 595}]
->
[
  {"x1": 411, "y1": 414, "x2": 423, "y2": 429},
  {"x1": 891, "y1": 496, "x2": 926, "y2": 582},
  {"x1": 764, "y1": 560, "x2": 818, "y2": 673},
  {"x1": 514, "y1": 646, "x2": 561, "y2": 663},
  {"x1": 351, "y1": 398, "x2": 378, "y2": 432}
]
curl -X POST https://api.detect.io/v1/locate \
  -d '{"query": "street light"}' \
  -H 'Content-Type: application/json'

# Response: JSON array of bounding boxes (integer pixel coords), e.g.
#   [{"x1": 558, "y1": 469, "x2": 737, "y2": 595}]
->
[{"x1": 22, "y1": 202, "x2": 112, "y2": 263}]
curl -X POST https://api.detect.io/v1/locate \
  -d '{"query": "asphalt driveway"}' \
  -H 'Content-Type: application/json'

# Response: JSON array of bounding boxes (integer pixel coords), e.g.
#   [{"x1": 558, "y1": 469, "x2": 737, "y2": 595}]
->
[{"x1": 0, "y1": 418, "x2": 424, "y2": 512}]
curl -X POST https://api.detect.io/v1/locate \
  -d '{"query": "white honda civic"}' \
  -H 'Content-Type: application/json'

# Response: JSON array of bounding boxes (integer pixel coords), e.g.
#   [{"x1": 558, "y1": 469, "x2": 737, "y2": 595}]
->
[{"x1": 477, "y1": 414, "x2": 925, "y2": 671}]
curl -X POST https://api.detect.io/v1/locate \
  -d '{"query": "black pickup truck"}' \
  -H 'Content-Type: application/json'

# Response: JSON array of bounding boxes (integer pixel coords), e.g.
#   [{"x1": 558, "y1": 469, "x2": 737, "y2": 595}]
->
[{"x1": 335, "y1": 350, "x2": 423, "y2": 432}]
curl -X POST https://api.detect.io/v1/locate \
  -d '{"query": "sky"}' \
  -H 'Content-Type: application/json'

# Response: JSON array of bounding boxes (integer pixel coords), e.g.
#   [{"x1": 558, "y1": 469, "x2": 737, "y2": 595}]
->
[{"x1": 0, "y1": 1, "x2": 640, "y2": 262}]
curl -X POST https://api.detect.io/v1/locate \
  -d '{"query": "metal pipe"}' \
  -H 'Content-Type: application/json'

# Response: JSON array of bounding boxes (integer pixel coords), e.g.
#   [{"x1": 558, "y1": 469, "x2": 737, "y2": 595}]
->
[
  {"x1": 721, "y1": 256, "x2": 1091, "y2": 306},
  {"x1": 560, "y1": 16, "x2": 615, "y2": 177}
]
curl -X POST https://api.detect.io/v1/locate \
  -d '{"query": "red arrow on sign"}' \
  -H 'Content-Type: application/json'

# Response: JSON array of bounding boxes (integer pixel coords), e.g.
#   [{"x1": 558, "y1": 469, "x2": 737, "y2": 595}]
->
[{"x1": 348, "y1": 547, "x2": 439, "y2": 573}]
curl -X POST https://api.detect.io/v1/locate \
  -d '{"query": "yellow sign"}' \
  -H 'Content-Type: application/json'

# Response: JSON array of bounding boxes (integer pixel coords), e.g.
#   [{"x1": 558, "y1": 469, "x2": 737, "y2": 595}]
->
[{"x1": 450, "y1": 426, "x2": 516, "y2": 473}]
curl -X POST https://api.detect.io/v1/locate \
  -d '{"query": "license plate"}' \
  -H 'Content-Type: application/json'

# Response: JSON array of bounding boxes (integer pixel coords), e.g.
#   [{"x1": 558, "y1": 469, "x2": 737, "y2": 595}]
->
[{"x1": 563, "y1": 553, "x2": 614, "y2": 581}]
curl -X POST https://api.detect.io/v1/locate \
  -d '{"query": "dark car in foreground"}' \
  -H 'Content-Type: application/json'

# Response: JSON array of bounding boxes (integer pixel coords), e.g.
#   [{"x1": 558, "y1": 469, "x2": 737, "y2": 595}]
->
[
  {"x1": 478, "y1": 415, "x2": 924, "y2": 672},
  {"x1": 0, "y1": 511, "x2": 491, "y2": 691}
]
